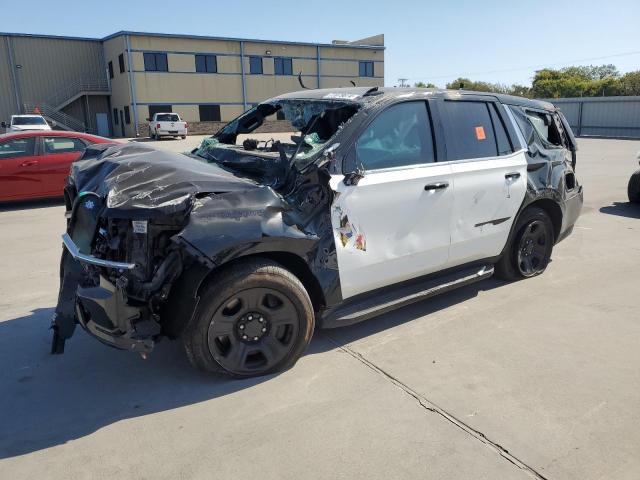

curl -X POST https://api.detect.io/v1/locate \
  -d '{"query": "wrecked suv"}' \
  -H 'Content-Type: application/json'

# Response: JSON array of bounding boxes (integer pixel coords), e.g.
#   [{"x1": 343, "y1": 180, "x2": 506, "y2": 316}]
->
[{"x1": 53, "y1": 87, "x2": 583, "y2": 378}]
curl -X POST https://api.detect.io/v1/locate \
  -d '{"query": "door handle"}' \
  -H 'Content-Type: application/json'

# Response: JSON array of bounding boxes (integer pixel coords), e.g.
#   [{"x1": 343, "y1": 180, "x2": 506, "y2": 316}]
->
[
  {"x1": 505, "y1": 172, "x2": 520, "y2": 180},
  {"x1": 424, "y1": 182, "x2": 449, "y2": 191},
  {"x1": 21, "y1": 160, "x2": 39, "y2": 167}
]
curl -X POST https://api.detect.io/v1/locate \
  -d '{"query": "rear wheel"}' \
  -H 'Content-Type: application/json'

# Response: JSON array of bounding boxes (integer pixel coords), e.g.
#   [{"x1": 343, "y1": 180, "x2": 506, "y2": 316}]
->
[
  {"x1": 628, "y1": 170, "x2": 640, "y2": 203},
  {"x1": 495, "y1": 207, "x2": 555, "y2": 281},
  {"x1": 183, "y1": 259, "x2": 314, "y2": 378}
]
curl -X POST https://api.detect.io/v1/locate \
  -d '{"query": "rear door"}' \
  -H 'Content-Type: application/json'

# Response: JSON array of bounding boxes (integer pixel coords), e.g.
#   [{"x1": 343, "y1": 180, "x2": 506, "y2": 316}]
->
[
  {"x1": 38, "y1": 136, "x2": 88, "y2": 196},
  {"x1": 0, "y1": 136, "x2": 39, "y2": 200},
  {"x1": 438, "y1": 98, "x2": 527, "y2": 266},
  {"x1": 330, "y1": 100, "x2": 454, "y2": 299}
]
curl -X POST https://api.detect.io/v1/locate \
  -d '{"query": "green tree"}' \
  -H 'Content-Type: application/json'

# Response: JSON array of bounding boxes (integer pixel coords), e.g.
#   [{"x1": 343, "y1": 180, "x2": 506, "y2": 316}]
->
[
  {"x1": 620, "y1": 71, "x2": 640, "y2": 95},
  {"x1": 414, "y1": 81, "x2": 437, "y2": 88}
]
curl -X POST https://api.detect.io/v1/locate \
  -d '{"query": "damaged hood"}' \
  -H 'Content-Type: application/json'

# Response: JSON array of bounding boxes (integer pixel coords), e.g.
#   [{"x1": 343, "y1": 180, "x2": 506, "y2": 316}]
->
[{"x1": 69, "y1": 143, "x2": 260, "y2": 216}]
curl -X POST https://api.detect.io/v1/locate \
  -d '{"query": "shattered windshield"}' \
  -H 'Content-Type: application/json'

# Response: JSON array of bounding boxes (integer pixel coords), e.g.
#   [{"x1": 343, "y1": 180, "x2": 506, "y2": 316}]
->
[{"x1": 194, "y1": 99, "x2": 360, "y2": 170}]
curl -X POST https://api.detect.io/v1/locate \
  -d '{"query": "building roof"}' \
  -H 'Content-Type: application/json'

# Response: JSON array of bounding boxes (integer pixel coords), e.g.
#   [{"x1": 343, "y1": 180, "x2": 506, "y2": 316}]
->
[{"x1": 0, "y1": 31, "x2": 385, "y2": 50}]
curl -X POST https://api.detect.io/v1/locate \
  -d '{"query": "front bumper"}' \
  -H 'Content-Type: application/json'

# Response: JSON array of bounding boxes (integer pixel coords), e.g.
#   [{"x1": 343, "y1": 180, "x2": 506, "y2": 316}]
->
[
  {"x1": 56, "y1": 233, "x2": 160, "y2": 353},
  {"x1": 76, "y1": 275, "x2": 158, "y2": 353}
]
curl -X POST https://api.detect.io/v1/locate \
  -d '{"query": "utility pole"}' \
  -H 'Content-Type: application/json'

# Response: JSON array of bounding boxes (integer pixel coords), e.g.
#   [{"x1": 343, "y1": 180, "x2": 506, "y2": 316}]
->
[{"x1": 398, "y1": 78, "x2": 409, "y2": 88}]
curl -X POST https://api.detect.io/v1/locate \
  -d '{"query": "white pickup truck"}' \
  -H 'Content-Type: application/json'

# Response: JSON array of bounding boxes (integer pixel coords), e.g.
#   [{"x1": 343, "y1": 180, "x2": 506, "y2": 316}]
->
[{"x1": 148, "y1": 113, "x2": 187, "y2": 140}]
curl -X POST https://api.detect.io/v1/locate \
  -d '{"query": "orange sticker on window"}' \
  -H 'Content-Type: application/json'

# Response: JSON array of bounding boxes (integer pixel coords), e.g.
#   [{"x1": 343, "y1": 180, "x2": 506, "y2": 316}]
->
[{"x1": 475, "y1": 126, "x2": 486, "y2": 140}]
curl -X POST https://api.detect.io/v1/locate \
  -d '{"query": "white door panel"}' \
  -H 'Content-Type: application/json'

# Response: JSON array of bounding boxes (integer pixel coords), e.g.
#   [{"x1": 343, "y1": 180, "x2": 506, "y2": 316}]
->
[
  {"x1": 330, "y1": 163, "x2": 453, "y2": 299},
  {"x1": 448, "y1": 150, "x2": 528, "y2": 266}
]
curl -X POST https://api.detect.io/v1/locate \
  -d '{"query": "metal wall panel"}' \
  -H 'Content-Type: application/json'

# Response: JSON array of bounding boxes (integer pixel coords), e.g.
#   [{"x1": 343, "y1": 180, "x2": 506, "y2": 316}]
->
[
  {"x1": 0, "y1": 37, "x2": 20, "y2": 122},
  {"x1": 546, "y1": 96, "x2": 640, "y2": 139},
  {"x1": 9, "y1": 35, "x2": 106, "y2": 104}
]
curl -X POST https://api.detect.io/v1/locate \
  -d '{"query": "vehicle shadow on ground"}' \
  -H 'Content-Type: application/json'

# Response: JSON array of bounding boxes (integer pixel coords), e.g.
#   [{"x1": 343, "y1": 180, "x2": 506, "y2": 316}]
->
[
  {"x1": 0, "y1": 279, "x2": 504, "y2": 459},
  {"x1": 599, "y1": 202, "x2": 640, "y2": 219},
  {"x1": 0, "y1": 198, "x2": 64, "y2": 212}
]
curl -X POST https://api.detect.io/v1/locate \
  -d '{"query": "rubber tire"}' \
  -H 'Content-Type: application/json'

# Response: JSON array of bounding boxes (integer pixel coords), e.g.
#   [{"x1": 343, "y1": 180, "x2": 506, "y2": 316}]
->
[
  {"x1": 181, "y1": 135, "x2": 187, "y2": 139},
  {"x1": 182, "y1": 258, "x2": 315, "y2": 378},
  {"x1": 628, "y1": 170, "x2": 640, "y2": 203},
  {"x1": 494, "y1": 206, "x2": 555, "y2": 281}
]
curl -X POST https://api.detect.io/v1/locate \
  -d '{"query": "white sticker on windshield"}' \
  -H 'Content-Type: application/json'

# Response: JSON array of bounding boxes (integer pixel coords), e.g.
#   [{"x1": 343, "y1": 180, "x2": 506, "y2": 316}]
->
[{"x1": 132, "y1": 220, "x2": 148, "y2": 234}]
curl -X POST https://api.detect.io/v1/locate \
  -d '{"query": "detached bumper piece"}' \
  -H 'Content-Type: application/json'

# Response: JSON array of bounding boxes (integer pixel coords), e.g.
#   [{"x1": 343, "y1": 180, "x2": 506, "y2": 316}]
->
[
  {"x1": 54, "y1": 230, "x2": 160, "y2": 354},
  {"x1": 76, "y1": 276, "x2": 159, "y2": 353}
]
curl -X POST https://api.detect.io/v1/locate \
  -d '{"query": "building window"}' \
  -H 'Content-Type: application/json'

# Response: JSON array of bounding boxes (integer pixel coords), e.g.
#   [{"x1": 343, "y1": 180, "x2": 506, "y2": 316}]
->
[
  {"x1": 148, "y1": 105, "x2": 173, "y2": 119},
  {"x1": 359, "y1": 61, "x2": 374, "y2": 77},
  {"x1": 199, "y1": 105, "x2": 221, "y2": 122},
  {"x1": 249, "y1": 56, "x2": 263, "y2": 74},
  {"x1": 143, "y1": 52, "x2": 168, "y2": 72},
  {"x1": 113, "y1": 108, "x2": 118, "y2": 124},
  {"x1": 274, "y1": 57, "x2": 293, "y2": 75},
  {"x1": 118, "y1": 53, "x2": 125, "y2": 73},
  {"x1": 108, "y1": 61, "x2": 114, "y2": 79},
  {"x1": 195, "y1": 54, "x2": 217, "y2": 73},
  {"x1": 124, "y1": 106, "x2": 131, "y2": 125}
]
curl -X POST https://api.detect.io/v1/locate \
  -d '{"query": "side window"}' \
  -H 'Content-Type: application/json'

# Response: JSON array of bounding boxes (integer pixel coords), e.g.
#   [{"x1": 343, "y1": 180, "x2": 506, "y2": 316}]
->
[
  {"x1": 525, "y1": 110, "x2": 564, "y2": 148},
  {"x1": 0, "y1": 138, "x2": 36, "y2": 159},
  {"x1": 356, "y1": 102, "x2": 435, "y2": 170},
  {"x1": 489, "y1": 104, "x2": 513, "y2": 156},
  {"x1": 43, "y1": 137, "x2": 86, "y2": 154},
  {"x1": 441, "y1": 101, "x2": 499, "y2": 160}
]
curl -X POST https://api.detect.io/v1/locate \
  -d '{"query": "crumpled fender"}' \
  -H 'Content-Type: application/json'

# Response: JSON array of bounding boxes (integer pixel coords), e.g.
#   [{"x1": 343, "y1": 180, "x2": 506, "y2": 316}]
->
[{"x1": 174, "y1": 186, "x2": 318, "y2": 266}]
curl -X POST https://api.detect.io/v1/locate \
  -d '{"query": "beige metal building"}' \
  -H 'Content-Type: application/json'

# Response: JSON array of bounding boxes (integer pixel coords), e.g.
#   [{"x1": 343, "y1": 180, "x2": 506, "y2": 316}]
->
[{"x1": 1, "y1": 31, "x2": 384, "y2": 137}]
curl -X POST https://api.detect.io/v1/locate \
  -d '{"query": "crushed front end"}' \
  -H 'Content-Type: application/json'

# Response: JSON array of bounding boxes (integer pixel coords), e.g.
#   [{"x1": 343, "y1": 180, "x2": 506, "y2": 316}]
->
[{"x1": 52, "y1": 190, "x2": 186, "y2": 354}]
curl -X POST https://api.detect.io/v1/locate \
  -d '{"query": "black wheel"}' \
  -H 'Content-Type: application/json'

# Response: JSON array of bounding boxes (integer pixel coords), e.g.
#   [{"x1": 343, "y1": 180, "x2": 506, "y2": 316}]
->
[
  {"x1": 495, "y1": 207, "x2": 555, "y2": 281},
  {"x1": 183, "y1": 259, "x2": 314, "y2": 378},
  {"x1": 628, "y1": 170, "x2": 640, "y2": 203},
  {"x1": 181, "y1": 135, "x2": 187, "y2": 139}
]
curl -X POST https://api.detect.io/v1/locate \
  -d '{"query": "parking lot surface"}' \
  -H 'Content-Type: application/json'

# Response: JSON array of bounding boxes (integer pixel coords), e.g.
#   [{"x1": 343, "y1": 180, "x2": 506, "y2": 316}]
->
[{"x1": 1, "y1": 137, "x2": 638, "y2": 479}]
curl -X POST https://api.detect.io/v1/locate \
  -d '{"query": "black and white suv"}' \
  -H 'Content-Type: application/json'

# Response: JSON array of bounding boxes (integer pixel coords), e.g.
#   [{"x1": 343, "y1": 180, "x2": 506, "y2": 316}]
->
[{"x1": 53, "y1": 87, "x2": 583, "y2": 378}]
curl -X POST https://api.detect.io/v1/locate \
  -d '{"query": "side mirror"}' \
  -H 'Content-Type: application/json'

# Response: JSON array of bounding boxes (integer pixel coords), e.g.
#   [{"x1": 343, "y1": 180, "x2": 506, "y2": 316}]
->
[{"x1": 50, "y1": 120, "x2": 57, "y2": 127}]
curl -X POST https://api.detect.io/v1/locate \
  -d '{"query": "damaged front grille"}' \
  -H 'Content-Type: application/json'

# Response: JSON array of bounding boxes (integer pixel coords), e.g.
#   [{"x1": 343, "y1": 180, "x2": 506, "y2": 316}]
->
[{"x1": 89, "y1": 217, "x2": 184, "y2": 303}]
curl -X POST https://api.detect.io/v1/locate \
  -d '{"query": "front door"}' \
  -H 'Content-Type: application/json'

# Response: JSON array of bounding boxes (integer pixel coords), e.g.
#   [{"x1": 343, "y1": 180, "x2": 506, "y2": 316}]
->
[
  {"x1": 96, "y1": 113, "x2": 109, "y2": 137},
  {"x1": 0, "y1": 136, "x2": 39, "y2": 200},
  {"x1": 331, "y1": 101, "x2": 454, "y2": 299}
]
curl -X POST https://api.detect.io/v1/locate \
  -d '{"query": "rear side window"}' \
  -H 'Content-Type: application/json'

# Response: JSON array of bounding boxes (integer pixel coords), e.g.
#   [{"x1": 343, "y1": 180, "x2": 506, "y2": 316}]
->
[
  {"x1": 525, "y1": 110, "x2": 565, "y2": 147},
  {"x1": 489, "y1": 105, "x2": 513, "y2": 155},
  {"x1": 0, "y1": 138, "x2": 36, "y2": 159},
  {"x1": 441, "y1": 101, "x2": 503, "y2": 160},
  {"x1": 356, "y1": 101, "x2": 435, "y2": 170},
  {"x1": 43, "y1": 137, "x2": 86, "y2": 154}
]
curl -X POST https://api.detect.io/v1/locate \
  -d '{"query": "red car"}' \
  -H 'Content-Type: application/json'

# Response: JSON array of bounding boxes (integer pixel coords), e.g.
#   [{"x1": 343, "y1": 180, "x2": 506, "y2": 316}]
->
[{"x1": 0, "y1": 130, "x2": 116, "y2": 202}]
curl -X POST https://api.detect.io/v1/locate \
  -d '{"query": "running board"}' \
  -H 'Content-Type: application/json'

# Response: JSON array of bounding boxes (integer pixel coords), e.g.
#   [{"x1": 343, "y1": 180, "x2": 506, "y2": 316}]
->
[{"x1": 321, "y1": 265, "x2": 494, "y2": 328}]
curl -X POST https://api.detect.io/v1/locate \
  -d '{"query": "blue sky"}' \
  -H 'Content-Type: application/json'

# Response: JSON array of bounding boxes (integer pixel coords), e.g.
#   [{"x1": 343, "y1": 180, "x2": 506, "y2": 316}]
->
[{"x1": 2, "y1": 0, "x2": 639, "y2": 87}]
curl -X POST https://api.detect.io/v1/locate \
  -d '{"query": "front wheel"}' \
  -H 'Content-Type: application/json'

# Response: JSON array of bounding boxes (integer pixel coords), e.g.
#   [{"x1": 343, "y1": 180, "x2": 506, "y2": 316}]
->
[
  {"x1": 495, "y1": 207, "x2": 555, "y2": 281},
  {"x1": 628, "y1": 170, "x2": 640, "y2": 203},
  {"x1": 183, "y1": 259, "x2": 315, "y2": 378}
]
